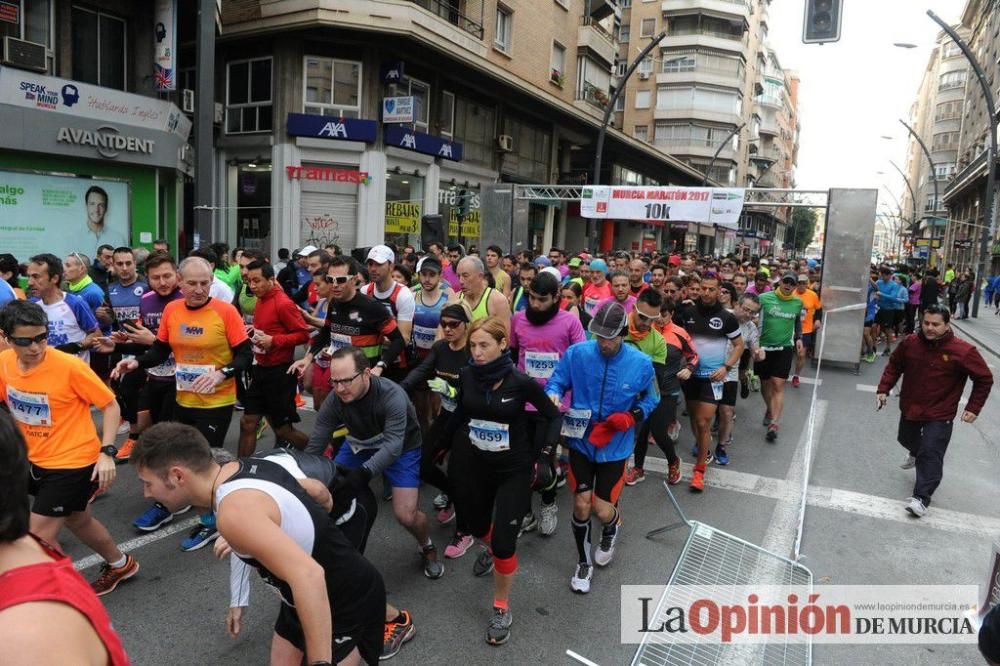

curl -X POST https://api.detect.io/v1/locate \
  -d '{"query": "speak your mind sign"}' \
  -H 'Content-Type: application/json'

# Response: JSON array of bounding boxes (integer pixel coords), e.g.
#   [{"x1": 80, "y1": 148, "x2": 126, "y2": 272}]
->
[
  {"x1": 0, "y1": 171, "x2": 129, "y2": 260},
  {"x1": 581, "y1": 186, "x2": 746, "y2": 228}
]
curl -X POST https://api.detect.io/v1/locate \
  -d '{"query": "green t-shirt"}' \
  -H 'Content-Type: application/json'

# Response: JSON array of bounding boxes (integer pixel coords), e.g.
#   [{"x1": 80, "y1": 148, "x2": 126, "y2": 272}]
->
[
  {"x1": 625, "y1": 327, "x2": 667, "y2": 365},
  {"x1": 758, "y1": 291, "x2": 802, "y2": 349}
]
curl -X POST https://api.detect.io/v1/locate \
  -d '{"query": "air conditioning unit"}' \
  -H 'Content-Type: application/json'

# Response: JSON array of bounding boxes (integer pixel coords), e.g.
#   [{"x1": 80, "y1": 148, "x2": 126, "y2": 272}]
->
[
  {"x1": 638, "y1": 72, "x2": 650, "y2": 80},
  {"x1": 497, "y1": 134, "x2": 514, "y2": 152},
  {"x1": 182, "y1": 89, "x2": 195, "y2": 114},
  {"x1": 2, "y1": 37, "x2": 48, "y2": 73}
]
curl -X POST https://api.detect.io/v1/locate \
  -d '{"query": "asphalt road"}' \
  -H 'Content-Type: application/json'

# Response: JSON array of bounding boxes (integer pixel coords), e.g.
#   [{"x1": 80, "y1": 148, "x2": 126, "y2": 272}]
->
[{"x1": 63, "y1": 333, "x2": 1000, "y2": 666}]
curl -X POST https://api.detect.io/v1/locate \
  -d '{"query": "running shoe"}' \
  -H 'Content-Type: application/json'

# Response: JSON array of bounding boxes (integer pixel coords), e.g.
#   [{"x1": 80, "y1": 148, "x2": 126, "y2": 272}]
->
[
  {"x1": 570, "y1": 563, "x2": 593, "y2": 594},
  {"x1": 762, "y1": 412, "x2": 773, "y2": 427},
  {"x1": 749, "y1": 372, "x2": 761, "y2": 392},
  {"x1": 473, "y1": 547, "x2": 494, "y2": 577},
  {"x1": 624, "y1": 467, "x2": 645, "y2": 486},
  {"x1": 436, "y1": 504, "x2": 455, "y2": 525},
  {"x1": 766, "y1": 424, "x2": 779, "y2": 443},
  {"x1": 444, "y1": 533, "x2": 474, "y2": 559},
  {"x1": 900, "y1": 454, "x2": 917, "y2": 470},
  {"x1": 539, "y1": 502, "x2": 558, "y2": 536},
  {"x1": 667, "y1": 420, "x2": 682, "y2": 441},
  {"x1": 432, "y1": 493, "x2": 450, "y2": 510},
  {"x1": 180, "y1": 524, "x2": 219, "y2": 552},
  {"x1": 294, "y1": 392, "x2": 306, "y2": 408},
  {"x1": 791, "y1": 375, "x2": 801, "y2": 388},
  {"x1": 421, "y1": 543, "x2": 444, "y2": 579},
  {"x1": 905, "y1": 497, "x2": 927, "y2": 518},
  {"x1": 863, "y1": 352, "x2": 877, "y2": 364},
  {"x1": 715, "y1": 443, "x2": 730, "y2": 466},
  {"x1": 381, "y1": 610, "x2": 415, "y2": 660},
  {"x1": 234, "y1": 400, "x2": 245, "y2": 411},
  {"x1": 740, "y1": 380, "x2": 750, "y2": 399},
  {"x1": 486, "y1": 606, "x2": 513, "y2": 646},
  {"x1": 667, "y1": 459, "x2": 682, "y2": 485},
  {"x1": 691, "y1": 443, "x2": 712, "y2": 463},
  {"x1": 518, "y1": 512, "x2": 538, "y2": 537},
  {"x1": 132, "y1": 502, "x2": 191, "y2": 532},
  {"x1": 91, "y1": 555, "x2": 139, "y2": 596},
  {"x1": 255, "y1": 418, "x2": 269, "y2": 441},
  {"x1": 593, "y1": 517, "x2": 621, "y2": 567},
  {"x1": 115, "y1": 438, "x2": 137, "y2": 462},
  {"x1": 689, "y1": 469, "x2": 705, "y2": 492}
]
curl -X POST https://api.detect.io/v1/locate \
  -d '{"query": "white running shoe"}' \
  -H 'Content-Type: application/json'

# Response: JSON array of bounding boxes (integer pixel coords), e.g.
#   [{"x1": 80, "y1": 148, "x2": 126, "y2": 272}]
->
[
  {"x1": 906, "y1": 497, "x2": 927, "y2": 518},
  {"x1": 570, "y1": 563, "x2": 593, "y2": 594},
  {"x1": 900, "y1": 454, "x2": 916, "y2": 470},
  {"x1": 539, "y1": 502, "x2": 558, "y2": 536},
  {"x1": 593, "y1": 519, "x2": 621, "y2": 567}
]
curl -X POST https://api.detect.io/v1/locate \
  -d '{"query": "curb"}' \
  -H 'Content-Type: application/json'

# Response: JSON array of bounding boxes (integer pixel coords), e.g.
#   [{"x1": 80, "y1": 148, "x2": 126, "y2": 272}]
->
[{"x1": 951, "y1": 319, "x2": 1000, "y2": 361}]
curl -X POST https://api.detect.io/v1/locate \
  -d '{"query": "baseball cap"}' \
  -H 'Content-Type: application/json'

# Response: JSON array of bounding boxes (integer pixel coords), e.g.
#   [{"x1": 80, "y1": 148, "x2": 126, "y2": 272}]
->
[
  {"x1": 568, "y1": 257, "x2": 582, "y2": 268},
  {"x1": 534, "y1": 255, "x2": 552, "y2": 267},
  {"x1": 416, "y1": 256, "x2": 442, "y2": 274},
  {"x1": 298, "y1": 245, "x2": 318, "y2": 256},
  {"x1": 540, "y1": 266, "x2": 561, "y2": 281},
  {"x1": 589, "y1": 258, "x2": 609, "y2": 275},
  {"x1": 797, "y1": 274, "x2": 809, "y2": 283},
  {"x1": 781, "y1": 271, "x2": 798, "y2": 283},
  {"x1": 760, "y1": 258, "x2": 770, "y2": 265},
  {"x1": 668, "y1": 255, "x2": 682, "y2": 267},
  {"x1": 439, "y1": 304, "x2": 470, "y2": 323},
  {"x1": 589, "y1": 301, "x2": 627, "y2": 339},
  {"x1": 366, "y1": 244, "x2": 395, "y2": 264}
]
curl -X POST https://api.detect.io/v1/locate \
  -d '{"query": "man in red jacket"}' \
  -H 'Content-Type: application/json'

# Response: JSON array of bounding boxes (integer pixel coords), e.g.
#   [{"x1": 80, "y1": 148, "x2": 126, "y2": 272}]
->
[
  {"x1": 877, "y1": 304, "x2": 993, "y2": 517},
  {"x1": 238, "y1": 260, "x2": 312, "y2": 457}
]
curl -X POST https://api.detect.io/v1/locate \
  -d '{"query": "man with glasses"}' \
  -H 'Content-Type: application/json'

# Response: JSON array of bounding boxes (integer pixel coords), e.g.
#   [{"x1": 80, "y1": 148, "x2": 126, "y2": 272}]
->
[
  {"x1": 0, "y1": 300, "x2": 138, "y2": 596},
  {"x1": 756, "y1": 272, "x2": 804, "y2": 443},
  {"x1": 548, "y1": 247, "x2": 568, "y2": 278}
]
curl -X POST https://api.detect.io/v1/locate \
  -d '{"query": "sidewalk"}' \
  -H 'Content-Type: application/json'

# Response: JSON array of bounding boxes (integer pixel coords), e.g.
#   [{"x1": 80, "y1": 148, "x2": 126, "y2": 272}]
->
[{"x1": 951, "y1": 312, "x2": 1000, "y2": 361}]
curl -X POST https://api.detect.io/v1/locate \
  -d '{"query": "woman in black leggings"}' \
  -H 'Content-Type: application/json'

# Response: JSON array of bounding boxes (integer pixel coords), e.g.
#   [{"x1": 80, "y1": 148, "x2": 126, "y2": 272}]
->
[{"x1": 443, "y1": 316, "x2": 561, "y2": 646}]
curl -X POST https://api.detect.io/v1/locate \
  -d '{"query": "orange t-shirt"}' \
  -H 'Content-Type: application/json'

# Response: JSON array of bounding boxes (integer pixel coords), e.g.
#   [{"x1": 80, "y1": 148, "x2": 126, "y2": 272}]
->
[
  {"x1": 159, "y1": 298, "x2": 248, "y2": 409},
  {"x1": 797, "y1": 289, "x2": 822, "y2": 334},
  {"x1": 0, "y1": 348, "x2": 115, "y2": 469}
]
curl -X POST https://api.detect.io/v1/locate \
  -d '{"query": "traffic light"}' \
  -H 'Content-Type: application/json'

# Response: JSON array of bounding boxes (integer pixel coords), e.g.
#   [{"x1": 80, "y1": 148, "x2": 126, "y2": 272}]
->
[{"x1": 802, "y1": 0, "x2": 843, "y2": 44}]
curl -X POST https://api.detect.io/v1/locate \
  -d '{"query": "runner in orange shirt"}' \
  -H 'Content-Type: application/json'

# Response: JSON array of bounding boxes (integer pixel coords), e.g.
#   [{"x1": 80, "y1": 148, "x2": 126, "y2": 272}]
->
[
  {"x1": 791, "y1": 274, "x2": 822, "y2": 388},
  {"x1": 0, "y1": 300, "x2": 138, "y2": 596}
]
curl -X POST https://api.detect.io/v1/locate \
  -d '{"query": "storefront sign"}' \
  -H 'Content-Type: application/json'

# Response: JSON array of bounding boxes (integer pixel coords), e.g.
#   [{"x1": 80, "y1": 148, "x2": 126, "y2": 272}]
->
[
  {"x1": 285, "y1": 165, "x2": 370, "y2": 185},
  {"x1": 0, "y1": 170, "x2": 129, "y2": 260},
  {"x1": 384, "y1": 125, "x2": 463, "y2": 161},
  {"x1": 286, "y1": 112, "x2": 377, "y2": 143},
  {"x1": 915, "y1": 238, "x2": 930, "y2": 247},
  {"x1": 385, "y1": 201, "x2": 421, "y2": 234},
  {"x1": 153, "y1": 0, "x2": 178, "y2": 91},
  {"x1": 954, "y1": 239, "x2": 973, "y2": 249},
  {"x1": 580, "y1": 186, "x2": 744, "y2": 228},
  {"x1": 382, "y1": 96, "x2": 414, "y2": 123},
  {"x1": 448, "y1": 208, "x2": 480, "y2": 238},
  {"x1": 57, "y1": 125, "x2": 154, "y2": 158},
  {"x1": 0, "y1": 1, "x2": 18, "y2": 24},
  {"x1": 0, "y1": 66, "x2": 190, "y2": 139},
  {"x1": 669, "y1": 222, "x2": 689, "y2": 231}
]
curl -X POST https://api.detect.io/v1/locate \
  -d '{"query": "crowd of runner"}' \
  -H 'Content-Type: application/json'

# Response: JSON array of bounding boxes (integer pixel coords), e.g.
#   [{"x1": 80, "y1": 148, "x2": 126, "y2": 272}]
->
[{"x1": 0, "y1": 239, "x2": 993, "y2": 665}]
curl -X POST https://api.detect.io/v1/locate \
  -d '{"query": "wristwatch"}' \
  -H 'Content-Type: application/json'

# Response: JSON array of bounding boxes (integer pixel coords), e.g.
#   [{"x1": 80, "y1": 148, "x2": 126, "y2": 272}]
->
[
  {"x1": 375, "y1": 361, "x2": 388, "y2": 371},
  {"x1": 101, "y1": 445, "x2": 118, "y2": 458},
  {"x1": 220, "y1": 365, "x2": 236, "y2": 379},
  {"x1": 723, "y1": 363, "x2": 733, "y2": 371}
]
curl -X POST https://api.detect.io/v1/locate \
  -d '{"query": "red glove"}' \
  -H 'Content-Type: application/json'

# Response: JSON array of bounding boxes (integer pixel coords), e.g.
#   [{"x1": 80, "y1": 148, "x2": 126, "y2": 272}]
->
[
  {"x1": 605, "y1": 411, "x2": 636, "y2": 432},
  {"x1": 588, "y1": 422, "x2": 616, "y2": 448}
]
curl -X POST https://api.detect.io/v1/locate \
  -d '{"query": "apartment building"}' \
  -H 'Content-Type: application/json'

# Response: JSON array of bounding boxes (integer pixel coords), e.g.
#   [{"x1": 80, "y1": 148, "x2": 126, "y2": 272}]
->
[
  {"x1": 941, "y1": 0, "x2": 1000, "y2": 273},
  {"x1": 900, "y1": 27, "x2": 970, "y2": 268},
  {"x1": 615, "y1": 0, "x2": 798, "y2": 256}
]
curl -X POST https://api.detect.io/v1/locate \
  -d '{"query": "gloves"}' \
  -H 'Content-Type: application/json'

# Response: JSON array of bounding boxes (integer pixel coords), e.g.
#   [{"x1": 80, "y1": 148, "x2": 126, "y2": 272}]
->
[
  {"x1": 329, "y1": 465, "x2": 372, "y2": 517},
  {"x1": 588, "y1": 412, "x2": 636, "y2": 448},
  {"x1": 426, "y1": 377, "x2": 457, "y2": 398},
  {"x1": 605, "y1": 411, "x2": 636, "y2": 432}
]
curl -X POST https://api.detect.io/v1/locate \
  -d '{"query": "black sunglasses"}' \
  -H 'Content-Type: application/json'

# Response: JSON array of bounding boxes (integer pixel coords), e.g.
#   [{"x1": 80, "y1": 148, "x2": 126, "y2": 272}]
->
[
  {"x1": 324, "y1": 275, "x2": 354, "y2": 285},
  {"x1": 8, "y1": 332, "x2": 48, "y2": 347},
  {"x1": 440, "y1": 319, "x2": 464, "y2": 330}
]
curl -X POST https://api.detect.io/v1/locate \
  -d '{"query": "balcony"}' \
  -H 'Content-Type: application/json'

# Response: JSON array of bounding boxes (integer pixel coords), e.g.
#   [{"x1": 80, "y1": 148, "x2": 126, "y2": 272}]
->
[
  {"x1": 758, "y1": 93, "x2": 783, "y2": 109},
  {"x1": 659, "y1": 30, "x2": 747, "y2": 54},
  {"x1": 758, "y1": 116, "x2": 779, "y2": 136},
  {"x1": 661, "y1": 0, "x2": 751, "y2": 23},
  {"x1": 656, "y1": 64, "x2": 743, "y2": 89},
  {"x1": 653, "y1": 106, "x2": 742, "y2": 126},
  {"x1": 574, "y1": 81, "x2": 611, "y2": 115},
  {"x1": 654, "y1": 137, "x2": 737, "y2": 161},
  {"x1": 579, "y1": 16, "x2": 617, "y2": 67},
  {"x1": 406, "y1": 0, "x2": 485, "y2": 39}
]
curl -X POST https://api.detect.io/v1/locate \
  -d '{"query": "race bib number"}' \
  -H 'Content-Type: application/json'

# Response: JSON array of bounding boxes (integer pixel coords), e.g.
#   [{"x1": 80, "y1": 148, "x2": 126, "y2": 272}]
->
[
  {"x1": 524, "y1": 351, "x2": 559, "y2": 379},
  {"x1": 147, "y1": 355, "x2": 176, "y2": 378},
  {"x1": 468, "y1": 419, "x2": 510, "y2": 452},
  {"x1": 560, "y1": 408, "x2": 592, "y2": 439},
  {"x1": 711, "y1": 381, "x2": 724, "y2": 401},
  {"x1": 330, "y1": 333, "x2": 352, "y2": 351},
  {"x1": 412, "y1": 325, "x2": 437, "y2": 350},
  {"x1": 175, "y1": 364, "x2": 216, "y2": 392},
  {"x1": 7, "y1": 387, "x2": 51, "y2": 426},
  {"x1": 584, "y1": 297, "x2": 599, "y2": 314}
]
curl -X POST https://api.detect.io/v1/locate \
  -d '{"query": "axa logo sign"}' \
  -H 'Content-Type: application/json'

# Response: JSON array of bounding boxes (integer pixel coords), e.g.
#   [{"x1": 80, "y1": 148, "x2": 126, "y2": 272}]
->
[
  {"x1": 318, "y1": 121, "x2": 348, "y2": 139},
  {"x1": 56, "y1": 125, "x2": 155, "y2": 159}
]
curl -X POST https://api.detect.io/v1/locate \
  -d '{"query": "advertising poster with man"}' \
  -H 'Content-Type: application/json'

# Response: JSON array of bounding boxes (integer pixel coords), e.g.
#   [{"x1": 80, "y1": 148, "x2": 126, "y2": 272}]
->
[{"x1": 0, "y1": 170, "x2": 130, "y2": 258}]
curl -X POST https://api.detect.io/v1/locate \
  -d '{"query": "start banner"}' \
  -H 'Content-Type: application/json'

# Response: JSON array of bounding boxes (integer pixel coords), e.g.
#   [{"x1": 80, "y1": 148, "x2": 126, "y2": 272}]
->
[{"x1": 581, "y1": 186, "x2": 745, "y2": 228}]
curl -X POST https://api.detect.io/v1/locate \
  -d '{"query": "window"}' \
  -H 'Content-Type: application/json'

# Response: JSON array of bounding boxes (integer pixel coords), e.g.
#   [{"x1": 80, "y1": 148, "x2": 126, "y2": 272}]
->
[
  {"x1": 634, "y1": 125, "x2": 648, "y2": 142},
  {"x1": 635, "y1": 91, "x2": 651, "y2": 108},
  {"x1": 439, "y1": 91, "x2": 455, "y2": 137},
  {"x1": 932, "y1": 131, "x2": 960, "y2": 150},
  {"x1": 656, "y1": 86, "x2": 740, "y2": 114},
  {"x1": 71, "y1": 6, "x2": 126, "y2": 89},
  {"x1": 551, "y1": 42, "x2": 566, "y2": 84},
  {"x1": 0, "y1": 1, "x2": 53, "y2": 71},
  {"x1": 638, "y1": 56, "x2": 653, "y2": 76},
  {"x1": 615, "y1": 94, "x2": 625, "y2": 111},
  {"x1": 925, "y1": 194, "x2": 939, "y2": 211},
  {"x1": 621, "y1": 0, "x2": 632, "y2": 6},
  {"x1": 304, "y1": 57, "x2": 361, "y2": 117},
  {"x1": 495, "y1": 5, "x2": 512, "y2": 53},
  {"x1": 938, "y1": 70, "x2": 966, "y2": 91},
  {"x1": 934, "y1": 163, "x2": 956, "y2": 180},
  {"x1": 641, "y1": 18, "x2": 656, "y2": 38},
  {"x1": 620, "y1": 24, "x2": 630, "y2": 42},
  {"x1": 615, "y1": 60, "x2": 627, "y2": 77},
  {"x1": 663, "y1": 55, "x2": 696, "y2": 73},
  {"x1": 226, "y1": 57, "x2": 273, "y2": 134},
  {"x1": 934, "y1": 100, "x2": 963, "y2": 122},
  {"x1": 942, "y1": 41, "x2": 962, "y2": 59}
]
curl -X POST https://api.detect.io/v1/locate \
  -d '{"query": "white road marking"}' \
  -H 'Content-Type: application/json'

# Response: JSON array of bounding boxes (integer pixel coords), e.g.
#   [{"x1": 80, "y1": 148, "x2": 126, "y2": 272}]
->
[
  {"x1": 796, "y1": 376, "x2": 823, "y2": 385},
  {"x1": 856, "y1": 384, "x2": 878, "y2": 393},
  {"x1": 74, "y1": 517, "x2": 201, "y2": 572},
  {"x1": 642, "y1": 457, "x2": 1000, "y2": 541}
]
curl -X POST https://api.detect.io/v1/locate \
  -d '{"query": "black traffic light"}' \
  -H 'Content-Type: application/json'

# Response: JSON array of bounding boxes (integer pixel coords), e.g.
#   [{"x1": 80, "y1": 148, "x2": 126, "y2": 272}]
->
[{"x1": 802, "y1": 0, "x2": 843, "y2": 44}]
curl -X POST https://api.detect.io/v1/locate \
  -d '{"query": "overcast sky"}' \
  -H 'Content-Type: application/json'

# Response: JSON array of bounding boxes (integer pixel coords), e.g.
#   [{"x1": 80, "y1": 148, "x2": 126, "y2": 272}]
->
[{"x1": 767, "y1": 0, "x2": 966, "y2": 204}]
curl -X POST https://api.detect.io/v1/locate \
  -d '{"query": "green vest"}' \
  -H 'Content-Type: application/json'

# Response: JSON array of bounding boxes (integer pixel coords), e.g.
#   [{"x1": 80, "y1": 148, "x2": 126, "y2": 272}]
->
[
  {"x1": 238, "y1": 284, "x2": 257, "y2": 323},
  {"x1": 460, "y1": 287, "x2": 495, "y2": 321}
]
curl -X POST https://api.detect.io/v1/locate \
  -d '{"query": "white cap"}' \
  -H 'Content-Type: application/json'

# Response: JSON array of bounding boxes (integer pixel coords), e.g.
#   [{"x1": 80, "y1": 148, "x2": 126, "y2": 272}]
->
[
  {"x1": 760, "y1": 258, "x2": 769, "y2": 265},
  {"x1": 366, "y1": 244, "x2": 395, "y2": 265},
  {"x1": 540, "y1": 266, "x2": 562, "y2": 281},
  {"x1": 298, "y1": 245, "x2": 319, "y2": 256}
]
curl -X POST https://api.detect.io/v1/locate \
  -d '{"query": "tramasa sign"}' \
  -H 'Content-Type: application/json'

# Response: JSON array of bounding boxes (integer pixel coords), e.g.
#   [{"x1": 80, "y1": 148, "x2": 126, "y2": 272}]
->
[{"x1": 285, "y1": 165, "x2": 370, "y2": 185}]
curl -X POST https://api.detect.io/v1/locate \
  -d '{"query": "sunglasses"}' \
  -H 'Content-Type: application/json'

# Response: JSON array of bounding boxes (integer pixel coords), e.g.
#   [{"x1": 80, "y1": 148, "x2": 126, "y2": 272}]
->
[
  {"x1": 440, "y1": 319, "x2": 464, "y2": 330},
  {"x1": 781, "y1": 279, "x2": 796, "y2": 286},
  {"x1": 635, "y1": 310, "x2": 660, "y2": 322},
  {"x1": 8, "y1": 332, "x2": 48, "y2": 347},
  {"x1": 324, "y1": 275, "x2": 354, "y2": 285},
  {"x1": 329, "y1": 371, "x2": 362, "y2": 387}
]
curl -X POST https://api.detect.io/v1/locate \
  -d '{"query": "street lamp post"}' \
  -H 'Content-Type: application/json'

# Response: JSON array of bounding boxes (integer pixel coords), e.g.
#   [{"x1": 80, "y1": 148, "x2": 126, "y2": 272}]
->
[
  {"x1": 889, "y1": 160, "x2": 917, "y2": 261},
  {"x1": 702, "y1": 122, "x2": 746, "y2": 187},
  {"x1": 928, "y1": 10, "x2": 998, "y2": 317},
  {"x1": 898, "y1": 119, "x2": 939, "y2": 227},
  {"x1": 589, "y1": 30, "x2": 668, "y2": 251}
]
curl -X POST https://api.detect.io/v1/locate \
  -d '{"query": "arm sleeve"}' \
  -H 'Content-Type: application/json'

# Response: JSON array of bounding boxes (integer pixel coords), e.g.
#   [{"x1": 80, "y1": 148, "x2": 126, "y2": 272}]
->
[
  {"x1": 361, "y1": 387, "x2": 409, "y2": 477},
  {"x1": 962, "y1": 347, "x2": 994, "y2": 415},
  {"x1": 794, "y1": 313, "x2": 802, "y2": 340},
  {"x1": 399, "y1": 345, "x2": 437, "y2": 393},
  {"x1": 309, "y1": 323, "x2": 330, "y2": 357},
  {"x1": 223, "y1": 305, "x2": 250, "y2": 348},
  {"x1": 635, "y1": 359, "x2": 660, "y2": 420},
  {"x1": 305, "y1": 394, "x2": 344, "y2": 455},
  {"x1": 379, "y1": 321, "x2": 405, "y2": 367},
  {"x1": 524, "y1": 375, "x2": 563, "y2": 449},
  {"x1": 228, "y1": 340, "x2": 253, "y2": 372},
  {"x1": 136, "y1": 339, "x2": 172, "y2": 369},
  {"x1": 230, "y1": 555, "x2": 252, "y2": 608}
]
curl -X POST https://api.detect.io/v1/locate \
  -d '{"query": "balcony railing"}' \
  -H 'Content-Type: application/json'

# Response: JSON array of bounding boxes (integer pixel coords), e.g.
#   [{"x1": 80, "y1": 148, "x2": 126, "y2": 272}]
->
[
  {"x1": 667, "y1": 28, "x2": 745, "y2": 41},
  {"x1": 938, "y1": 78, "x2": 966, "y2": 91},
  {"x1": 580, "y1": 15, "x2": 615, "y2": 43},
  {"x1": 407, "y1": 0, "x2": 485, "y2": 39},
  {"x1": 576, "y1": 81, "x2": 610, "y2": 109}
]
